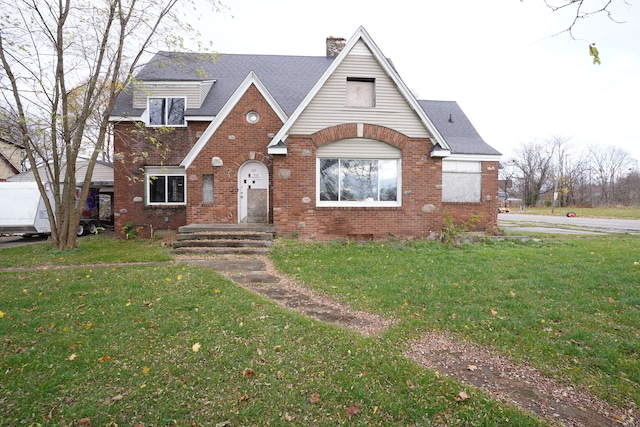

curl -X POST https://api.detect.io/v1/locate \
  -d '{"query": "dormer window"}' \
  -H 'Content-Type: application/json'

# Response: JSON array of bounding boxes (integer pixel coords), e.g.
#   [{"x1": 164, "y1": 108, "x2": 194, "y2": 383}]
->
[
  {"x1": 148, "y1": 97, "x2": 186, "y2": 126},
  {"x1": 346, "y1": 77, "x2": 375, "y2": 107}
]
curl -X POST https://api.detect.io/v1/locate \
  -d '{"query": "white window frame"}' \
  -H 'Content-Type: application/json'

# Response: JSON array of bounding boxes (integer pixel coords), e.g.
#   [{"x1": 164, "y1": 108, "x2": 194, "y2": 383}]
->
[
  {"x1": 147, "y1": 97, "x2": 187, "y2": 127},
  {"x1": 316, "y1": 158, "x2": 401, "y2": 207},
  {"x1": 145, "y1": 167, "x2": 186, "y2": 205}
]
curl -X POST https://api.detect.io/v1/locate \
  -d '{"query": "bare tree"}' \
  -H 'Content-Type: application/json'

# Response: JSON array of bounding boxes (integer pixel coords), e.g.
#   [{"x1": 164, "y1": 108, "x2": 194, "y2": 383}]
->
[
  {"x1": 511, "y1": 140, "x2": 556, "y2": 206},
  {"x1": 537, "y1": 0, "x2": 633, "y2": 63},
  {"x1": 0, "y1": 0, "x2": 220, "y2": 249},
  {"x1": 588, "y1": 144, "x2": 634, "y2": 205}
]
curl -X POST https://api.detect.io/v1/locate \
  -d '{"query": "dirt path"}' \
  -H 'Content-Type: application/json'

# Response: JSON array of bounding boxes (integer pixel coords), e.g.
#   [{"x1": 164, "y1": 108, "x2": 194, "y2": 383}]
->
[{"x1": 181, "y1": 254, "x2": 636, "y2": 427}]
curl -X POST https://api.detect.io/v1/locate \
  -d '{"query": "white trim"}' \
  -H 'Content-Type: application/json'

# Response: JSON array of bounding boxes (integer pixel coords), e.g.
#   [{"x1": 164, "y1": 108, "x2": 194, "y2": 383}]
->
[
  {"x1": 181, "y1": 71, "x2": 287, "y2": 169},
  {"x1": 267, "y1": 26, "x2": 450, "y2": 151},
  {"x1": 444, "y1": 154, "x2": 502, "y2": 162},
  {"x1": 144, "y1": 167, "x2": 187, "y2": 206},
  {"x1": 138, "y1": 80, "x2": 216, "y2": 86},
  {"x1": 315, "y1": 157, "x2": 402, "y2": 208},
  {"x1": 108, "y1": 115, "x2": 141, "y2": 122}
]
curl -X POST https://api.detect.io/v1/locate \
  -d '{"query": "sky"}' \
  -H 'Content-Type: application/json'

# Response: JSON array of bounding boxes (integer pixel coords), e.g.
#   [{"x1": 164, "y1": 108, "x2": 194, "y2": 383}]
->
[{"x1": 184, "y1": 0, "x2": 640, "y2": 163}]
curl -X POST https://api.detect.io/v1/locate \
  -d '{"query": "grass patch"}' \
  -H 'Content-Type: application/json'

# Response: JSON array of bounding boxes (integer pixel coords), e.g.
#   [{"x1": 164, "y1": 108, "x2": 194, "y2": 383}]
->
[
  {"x1": 0, "y1": 234, "x2": 172, "y2": 268},
  {"x1": 0, "y1": 239, "x2": 544, "y2": 426},
  {"x1": 271, "y1": 236, "x2": 640, "y2": 410},
  {"x1": 511, "y1": 206, "x2": 640, "y2": 219}
]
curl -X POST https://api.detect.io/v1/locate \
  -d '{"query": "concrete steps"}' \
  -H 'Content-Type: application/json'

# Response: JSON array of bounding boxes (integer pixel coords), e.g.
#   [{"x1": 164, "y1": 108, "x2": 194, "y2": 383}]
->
[{"x1": 172, "y1": 224, "x2": 275, "y2": 255}]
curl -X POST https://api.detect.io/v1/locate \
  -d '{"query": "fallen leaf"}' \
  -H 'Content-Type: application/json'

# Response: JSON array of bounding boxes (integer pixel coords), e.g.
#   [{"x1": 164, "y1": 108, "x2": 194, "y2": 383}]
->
[
  {"x1": 215, "y1": 421, "x2": 231, "y2": 427},
  {"x1": 243, "y1": 368, "x2": 254, "y2": 378},
  {"x1": 273, "y1": 345, "x2": 281, "y2": 352},
  {"x1": 97, "y1": 355, "x2": 112, "y2": 363},
  {"x1": 509, "y1": 291, "x2": 516, "y2": 298},
  {"x1": 346, "y1": 404, "x2": 359, "y2": 418},
  {"x1": 608, "y1": 297, "x2": 616, "y2": 303},
  {"x1": 0, "y1": 310, "x2": 4, "y2": 318},
  {"x1": 490, "y1": 309, "x2": 498, "y2": 316},
  {"x1": 68, "y1": 353, "x2": 77, "y2": 361},
  {"x1": 112, "y1": 394, "x2": 123, "y2": 401},
  {"x1": 238, "y1": 393, "x2": 249, "y2": 402},
  {"x1": 373, "y1": 405, "x2": 379, "y2": 414},
  {"x1": 192, "y1": 342, "x2": 201, "y2": 352},
  {"x1": 467, "y1": 365, "x2": 478, "y2": 371},
  {"x1": 406, "y1": 379, "x2": 415, "y2": 389},
  {"x1": 142, "y1": 366, "x2": 150, "y2": 374},
  {"x1": 310, "y1": 392, "x2": 320, "y2": 403},
  {"x1": 78, "y1": 417, "x2": 91, "y2": 426},
  {"x1": 284, "y1": 413, "x2": 294, "y2": 422},
  {"x1": 455, "y1": 391, "x2": 470, "y2": 401}
]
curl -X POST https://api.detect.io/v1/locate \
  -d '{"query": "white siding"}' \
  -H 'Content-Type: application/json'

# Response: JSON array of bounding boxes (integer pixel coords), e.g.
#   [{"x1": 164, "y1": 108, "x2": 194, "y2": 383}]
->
[
  {"x1": 133, "y1": 83, "x2": 205, "y2": 110},
  {"x1": 290, "y1": 40, "x2": 430, "y2": 138},
  {"x1": 317, "y1": 138, "x2": 400, "y2": 159}
]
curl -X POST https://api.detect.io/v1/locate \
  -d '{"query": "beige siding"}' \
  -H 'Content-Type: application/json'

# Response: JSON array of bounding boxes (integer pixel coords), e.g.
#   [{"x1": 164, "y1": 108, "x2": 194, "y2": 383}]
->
[
  {"x1": 133, "y1": 83, "x2": 204, "y2": 110},
  {"x1": 317, "y1": 138, "x2": 400, "y2": 159},
  {"x1": 290, "y1": 40, "x2": 430, "y2": 138}
]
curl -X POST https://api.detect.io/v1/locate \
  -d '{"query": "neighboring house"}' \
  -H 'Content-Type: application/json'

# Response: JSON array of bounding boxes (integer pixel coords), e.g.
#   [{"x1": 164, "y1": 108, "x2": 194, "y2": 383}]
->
[
  {"x1": 0, "y1": 137, "x2": 24, "y2": 181},
  {"x1": 109, "y1": 26, "x2": 501, "y2": 240}
]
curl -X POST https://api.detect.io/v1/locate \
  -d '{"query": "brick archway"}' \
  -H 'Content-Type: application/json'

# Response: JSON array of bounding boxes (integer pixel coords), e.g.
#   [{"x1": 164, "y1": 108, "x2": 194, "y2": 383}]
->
[{"x1": 311, "y1": 123, "x2": 408, "y2": 149}]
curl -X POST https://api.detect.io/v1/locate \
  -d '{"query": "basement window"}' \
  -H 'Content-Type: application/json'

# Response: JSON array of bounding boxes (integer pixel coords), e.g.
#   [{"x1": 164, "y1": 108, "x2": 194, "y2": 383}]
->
[{"x1": 346, "y1": 77, "x2": 375, "y2": 107}]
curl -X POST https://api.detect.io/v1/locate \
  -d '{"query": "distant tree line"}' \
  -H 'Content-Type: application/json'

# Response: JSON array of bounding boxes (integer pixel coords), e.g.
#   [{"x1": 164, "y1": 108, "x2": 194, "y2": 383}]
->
[{"x1": 501, "y1": 137, "x2": 639, "y2": 207}]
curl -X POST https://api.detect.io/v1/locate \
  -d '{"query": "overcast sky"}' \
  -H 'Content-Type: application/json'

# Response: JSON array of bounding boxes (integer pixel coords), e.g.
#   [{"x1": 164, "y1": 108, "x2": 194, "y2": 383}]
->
[{"x1": 185, "y1": 0, "x2": 640, "y2": 163}]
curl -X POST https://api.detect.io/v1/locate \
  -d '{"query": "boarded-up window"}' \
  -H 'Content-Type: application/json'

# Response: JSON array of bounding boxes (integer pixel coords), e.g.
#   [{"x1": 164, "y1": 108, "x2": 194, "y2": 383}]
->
[
  {"x1": 442, "y1": 161, "x2": 481, "y2": 203},
  {"x1": 346, "y1": 77, "x2": 375, "y2": 107},
  {"x1": 202, "y1": 174, "x2": 214, "y2": 204}
]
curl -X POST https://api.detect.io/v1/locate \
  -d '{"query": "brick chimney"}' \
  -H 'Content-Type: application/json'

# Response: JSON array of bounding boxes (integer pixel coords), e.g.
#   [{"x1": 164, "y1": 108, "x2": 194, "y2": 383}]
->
[{"x1": 326, "y1": 36, "x2": 346, "y2": 57}]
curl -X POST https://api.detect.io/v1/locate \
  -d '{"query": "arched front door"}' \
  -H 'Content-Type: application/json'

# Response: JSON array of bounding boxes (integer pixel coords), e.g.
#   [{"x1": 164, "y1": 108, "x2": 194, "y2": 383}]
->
[{"x1": 238, "y1": 161, "x2": 269, "y2": 224}]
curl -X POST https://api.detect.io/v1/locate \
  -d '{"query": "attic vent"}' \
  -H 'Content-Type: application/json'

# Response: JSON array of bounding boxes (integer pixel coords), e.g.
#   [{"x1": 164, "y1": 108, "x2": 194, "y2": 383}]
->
[{"x1": 448, "y1": 114, "x2": 454, "y2": 123}]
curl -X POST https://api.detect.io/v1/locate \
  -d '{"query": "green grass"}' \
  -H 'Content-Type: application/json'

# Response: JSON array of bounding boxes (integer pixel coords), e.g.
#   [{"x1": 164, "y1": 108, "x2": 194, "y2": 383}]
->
[
  {"x1": 0, "y1": 234, "x2": 172, "y2": 268},
  {"x1": 511, "y1": 206, "x2": 640, "y2": 219},
  {"x1": 0, "y1": 237, "x2": 544, "y2": 426},
  {"x1": 270, "y1": 236, "x2": 640, "y2": 410}
]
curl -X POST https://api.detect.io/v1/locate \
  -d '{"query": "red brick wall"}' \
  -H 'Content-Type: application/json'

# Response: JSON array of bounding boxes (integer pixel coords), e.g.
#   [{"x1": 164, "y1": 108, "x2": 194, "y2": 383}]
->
[
  {"x1": 443, "y1": 161, "x2": 500, "y2": 231},
  {"x1": 272, "y1": 123, "x2": 445, "y2": 241},
  {"x1": 112, "y1": 122, "x2": 207, "y2": 237},
  {"x1": 185, "y1": 84, "x2": 283, "y2": 224},
  {"x1": 113, "y1": 88, "x2": 499, "y2": 240}
]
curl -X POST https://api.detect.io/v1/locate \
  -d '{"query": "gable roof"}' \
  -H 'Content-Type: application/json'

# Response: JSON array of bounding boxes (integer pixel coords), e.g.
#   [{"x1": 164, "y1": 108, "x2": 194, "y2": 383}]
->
[
  {"x1": 180, "y1": 71, "x2": 288, "y2": 169},
  {"x1": 267, "y1": 26, "x2": 449, "y2": 154},
  {"x1": 111, "y1": 52, "x2": 335, "y2": 120},
  {"x1": 418, "y1": 100, "x2": 501, "y2": 157}
]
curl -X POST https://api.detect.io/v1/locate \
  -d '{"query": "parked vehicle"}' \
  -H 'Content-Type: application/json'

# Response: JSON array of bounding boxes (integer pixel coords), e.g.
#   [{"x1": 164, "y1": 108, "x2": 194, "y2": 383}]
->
[{"x1": 0, "y1": 182, "x2": 100, "y2": 237}]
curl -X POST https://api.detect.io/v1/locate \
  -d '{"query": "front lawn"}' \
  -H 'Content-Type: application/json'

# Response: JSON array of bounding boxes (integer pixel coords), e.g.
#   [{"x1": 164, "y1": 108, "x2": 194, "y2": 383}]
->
[
  {"x1": 1, "y1": 236, "x2": 543, "y2": 426},
  {"x1": 271, "y1": 235, "x2": 640, "y2": 410}
]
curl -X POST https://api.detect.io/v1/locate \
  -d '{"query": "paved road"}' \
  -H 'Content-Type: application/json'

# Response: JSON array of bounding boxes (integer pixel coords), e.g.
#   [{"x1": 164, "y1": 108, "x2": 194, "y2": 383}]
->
[{"x1": 499, "y1": 213, "x2": 640, "y2": 235}]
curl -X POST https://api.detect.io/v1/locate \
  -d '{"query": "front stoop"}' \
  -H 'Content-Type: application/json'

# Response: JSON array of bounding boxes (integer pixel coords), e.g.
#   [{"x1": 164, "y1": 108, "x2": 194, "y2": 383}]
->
[{"x1": 171, "y1": 224, "x2": 276, "y2": 255}]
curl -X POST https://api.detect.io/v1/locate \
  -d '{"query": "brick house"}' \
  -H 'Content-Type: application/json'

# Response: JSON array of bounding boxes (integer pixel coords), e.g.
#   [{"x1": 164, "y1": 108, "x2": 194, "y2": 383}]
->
[{"x1": 110, "y1": 26, "x2": 501, "y2": 240}]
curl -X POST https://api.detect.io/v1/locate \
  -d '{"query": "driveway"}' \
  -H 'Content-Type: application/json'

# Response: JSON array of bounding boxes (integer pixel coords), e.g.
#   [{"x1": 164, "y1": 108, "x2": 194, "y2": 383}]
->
[
  {"x1": 0, "y1": 235, "x2": 49, "y2": 249},
  {"x1": 499, "y1": 213, "x2": 640, "y2": 235}
]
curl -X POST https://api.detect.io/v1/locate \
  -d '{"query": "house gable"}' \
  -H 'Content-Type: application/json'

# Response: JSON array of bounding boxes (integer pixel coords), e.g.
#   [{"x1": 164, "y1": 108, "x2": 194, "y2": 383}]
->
[
  {"x1": 180, "y1": 71, "x2": 287, "y2": 169},
  {"x1": 268, "y1": 26, "x2": 449, "y2": 155}
]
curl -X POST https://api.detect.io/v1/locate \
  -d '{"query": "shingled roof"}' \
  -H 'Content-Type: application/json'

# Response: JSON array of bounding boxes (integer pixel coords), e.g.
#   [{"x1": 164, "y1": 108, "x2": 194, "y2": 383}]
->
[
  {"x1": 112, "y1": 50, "x2": 499, "y2": 158},
  {"x1": 418, "y1": 100, "x2": 501, "y2": 156},
  {"x1": 113, "y1": 52, "x2": 335, "y2": 118}
]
